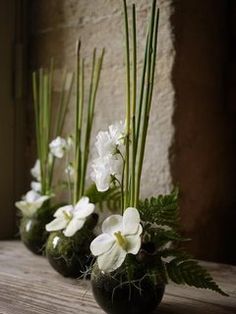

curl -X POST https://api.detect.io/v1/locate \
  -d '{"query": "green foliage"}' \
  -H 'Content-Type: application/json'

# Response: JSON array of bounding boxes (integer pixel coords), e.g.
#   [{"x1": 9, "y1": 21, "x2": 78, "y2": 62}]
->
[
  {"x1": 144, "y1": 227, "x2": 189, "y2": 247},
  {"x1": 139, "y1": 188, "x2": 179, "y2": 228},
  {"x1": 85, "y1": 184, "x2": 120, "y2": 212},
  {"x1": 136, "y1": 188, "x2": 227, "y2": 296},
  {"x1": 166, "y1": 257, "x2": 228, "y2": 296},
  {"x1": 138, "y1": 248, "x2": 227, "y2": 295}
]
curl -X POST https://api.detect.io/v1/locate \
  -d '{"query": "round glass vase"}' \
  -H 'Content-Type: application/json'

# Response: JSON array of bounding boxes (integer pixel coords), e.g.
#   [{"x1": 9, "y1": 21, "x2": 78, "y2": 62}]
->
[
  {"x1": 46, "y1": 213, "x2": 98, "y2": 278},
  {"x1": 91, "y1": 254, "x2": 165, "y2": 314},
  {"x1": 19, "y1": 202, "x2": 55, "y2": 255}
]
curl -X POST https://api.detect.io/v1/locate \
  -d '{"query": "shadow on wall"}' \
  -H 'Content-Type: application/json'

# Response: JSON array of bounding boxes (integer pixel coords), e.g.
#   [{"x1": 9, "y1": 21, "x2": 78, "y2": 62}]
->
[{"x1": 170, "y1": 0, "x2": 236, "y2": 265}]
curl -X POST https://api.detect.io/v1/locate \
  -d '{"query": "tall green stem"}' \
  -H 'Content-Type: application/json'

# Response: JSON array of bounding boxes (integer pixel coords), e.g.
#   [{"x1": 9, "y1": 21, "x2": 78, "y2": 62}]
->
[
  {"x1": 123, "y1": 0, "x2": 131, "y2": 210},
  {"x1": 74, "y1": 40, "x2": 81, "y2": 205},
  {"x1": 131, "y1": 4, "x2": 137, "y2": 207},
  {"x1": 73, "y1": 44, "x2": 104, "y2": 204},
  {"x1": 135, "y1": 1, "x2": 158, "y2": 203},
  {"x1": 121, "y1": 0, "x2": 159, "y2": 209},
  {"x1": 32, "y1": 62, "x2": 73, "y2": 197}
]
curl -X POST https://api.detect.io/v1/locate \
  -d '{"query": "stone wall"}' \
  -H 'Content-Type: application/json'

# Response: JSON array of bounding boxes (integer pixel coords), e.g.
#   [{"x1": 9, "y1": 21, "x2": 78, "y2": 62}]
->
[{"x1": 29, "y1": 0, "x2": 236, "y2": 264}]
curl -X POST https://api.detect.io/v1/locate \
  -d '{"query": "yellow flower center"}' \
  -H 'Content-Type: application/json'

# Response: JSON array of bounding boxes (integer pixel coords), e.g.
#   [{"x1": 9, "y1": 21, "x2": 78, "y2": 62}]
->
[
  {"x1": 114, "y1": 231, "x2": 127, "y2": 250},
  {"x1": 63, "y1": 210, "x2": 72, "y2": 221}
]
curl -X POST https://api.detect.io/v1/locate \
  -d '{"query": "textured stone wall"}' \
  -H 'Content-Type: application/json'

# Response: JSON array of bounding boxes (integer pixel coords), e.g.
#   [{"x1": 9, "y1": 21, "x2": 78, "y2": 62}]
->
[
  {"x1": 29, "y1": 0, "x2": 236, "y2": 264},
  {"x1": 29, "y1": 0, "x2": 175, "y2": 197}
]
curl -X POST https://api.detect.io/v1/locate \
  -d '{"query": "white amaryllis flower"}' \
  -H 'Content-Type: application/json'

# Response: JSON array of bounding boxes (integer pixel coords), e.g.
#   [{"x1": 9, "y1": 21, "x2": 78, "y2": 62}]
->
[
  {"x1": 45, "y1": 197, "x2": 95, "y2": 237},
  {"x1": 30, "y1": 181, "x2": 42, "y2": 193},
  {"x1": 15, "y1": 190, "x2": 50, "y2": 217},
  {"x1": 90, "y1": 207, "x2": 142, "y2": 273},
  {"x1": 49, "y1": 136, "x2": 68, "y2": 158},
  {"x1": 31, "y1": 159, "x2": 41, "y2": 181}
]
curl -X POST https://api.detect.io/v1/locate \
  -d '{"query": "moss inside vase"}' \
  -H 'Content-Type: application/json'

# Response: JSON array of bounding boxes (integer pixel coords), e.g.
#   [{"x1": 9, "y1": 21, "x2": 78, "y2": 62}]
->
[
  {"x1": 91, "y1": 259, "x2": 165, "y2": 314},
  {"x1": 19, "y1": 202, "x2": 60, "y2": 255},
  {"x1": 46, "y1": 213, "x2": 98, "y2": 278}
]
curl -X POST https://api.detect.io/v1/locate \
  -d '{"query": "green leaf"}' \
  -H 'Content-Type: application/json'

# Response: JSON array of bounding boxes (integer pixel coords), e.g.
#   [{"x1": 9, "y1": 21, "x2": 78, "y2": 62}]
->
[
  {"x1": 166, "y1": 258, "x2": 228, "y2": 296},
  {"x1": 146, "y1": 228, "x2": 190, "y2": 248},
  {"x1": 139, "y1": 188, "x2": 179, "y2": 228},
  {"x1": 85, "y1": 184, "x2": 121, "y2": 212}
]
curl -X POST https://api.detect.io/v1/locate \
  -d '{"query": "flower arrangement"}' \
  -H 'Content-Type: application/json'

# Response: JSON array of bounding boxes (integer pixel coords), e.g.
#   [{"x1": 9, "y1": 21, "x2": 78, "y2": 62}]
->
[
  {"x1": 15, "y1": 62, "x2": 73, "y2": 254},
  {"x1": 89, "y1": 1, "x2": 227, "y2": 313},
  {"x1": 45, "y1": 42, "x2": 105, "y2": 278}
]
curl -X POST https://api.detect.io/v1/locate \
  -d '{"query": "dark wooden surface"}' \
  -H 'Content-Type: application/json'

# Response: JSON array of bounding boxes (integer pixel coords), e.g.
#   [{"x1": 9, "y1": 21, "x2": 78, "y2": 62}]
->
[{"x1": 0, "y1": 241, "x2": 235, "y2": 314}]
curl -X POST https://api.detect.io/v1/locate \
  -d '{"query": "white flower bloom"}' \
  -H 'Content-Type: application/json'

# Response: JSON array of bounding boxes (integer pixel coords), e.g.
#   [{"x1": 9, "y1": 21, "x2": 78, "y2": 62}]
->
[
  {"x1": 15, "y1": 190, "x2": 50, "y2": 217},
  {"x1": 91, "y1": 121, "x2": 125, "y2": 192},
  {"x1": 31, "y1": 159, "x2": 41, "y2": 181},
  {"x1": 95, "y1": 121, "x2": 125, "y2": 158},
  {"x1": 65, "y1": 163, "x2": 75, "y2": 177},
  {"x1": 95, "y1": 131, "x2": 114, "y2": 157},
  {"x1": 49, "y1": 136, "x2": 68, "y2": 158},
  {"x1": 91, "y1": 155, "x2": 123, "y2": 192},
  {"x1": 109, "y1": 121, "x2": 125, "y2": 147},
  {"x1": 90, "y1": 207, "x2": 142, "y2": 273},
  {"x1": 30, "y1": 181, "x2": 41, "y2": 193},
  {"x1": 45, "y1": 197, "x2": 95, "y2": 237}
]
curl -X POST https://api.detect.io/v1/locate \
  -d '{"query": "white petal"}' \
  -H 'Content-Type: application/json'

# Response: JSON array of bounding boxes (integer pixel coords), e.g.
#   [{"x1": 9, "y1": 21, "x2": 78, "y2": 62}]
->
[
  {"x1": 63, "y1": 218, "x2": 85, "y2": 237},
  {"x1": 74, "y1": 197, "x2": 95, "y2": 218},
  {"x1": 46, "y1": 217, "x2": 68, "y2": 232},
  {"x1": 97, "y1": 244, "x2": 126, "y2": 273},
  {"x1": 123, "y1": 207, "x2": 140, "y2": 235},
  {"x1": 25, "y1": 190, "x2": 40, "y2": 202},
  {"x1": 49, "y1": 137, "x2": 67, "y2": 158},
  {"x1": 95, "y1": 131, "x2": 114, "y2": 157},
  {"x1": 102, "y1": 215, "x2": 123, "y2": 235},
  {"x1": 74, "y1": 196, "x2": 89, "y2": 210},
  {"x1": 108, "y1": 121, "x2": 125, "y2": 145},
  {"x1": 31, "y1": 181, "x2": 41, "y2": 192},
  {"x1": 15, "y1": 201, "x2": 27, "y2": 212},
  {"x1": 91, "y1": 157, "x2": 111, "y2": 192},
  {"x1": 33, "y1": 196, "x2": 50, "y2": 211},
  {"x1": 15, "y1": 201, "x2": 35, "y2": 217},
  {"x1": 90, "y1": 233, "x2": 114, "y2": 256},
  {"x1": 31, "y1": 159, "x2": 41, "y2": 180},
  {"x1": 126, "y1": 231, "x2": 142, "y2": 255},
  {"x1": 53, "y1": 205, "x2": 73, "y2": 218}
]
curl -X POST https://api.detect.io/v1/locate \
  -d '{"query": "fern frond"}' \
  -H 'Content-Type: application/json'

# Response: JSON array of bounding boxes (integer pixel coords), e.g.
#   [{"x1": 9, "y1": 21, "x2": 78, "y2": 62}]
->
[
  {"x1": 166, "y1": 258, "x2": 228, "y2": 296},
  {"x1": 144, "y1": 228, "x2": 189, "y2": 247},
  {"x1": 139, "y1": 188, "x2": 179, "y2": 228}
]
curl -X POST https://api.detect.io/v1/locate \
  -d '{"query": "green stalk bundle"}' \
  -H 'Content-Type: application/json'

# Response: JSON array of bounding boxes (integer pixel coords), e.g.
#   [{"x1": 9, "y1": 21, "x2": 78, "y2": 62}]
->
[
  {"x1": 32, "y1": 62, "x2": 74, "y2": 195},
  {"x1": 122, "y1": 0, "x2": 159, "y2": 209},
  {"x1": 73, "y1": 42, "x2": 105, "y2": 205}
]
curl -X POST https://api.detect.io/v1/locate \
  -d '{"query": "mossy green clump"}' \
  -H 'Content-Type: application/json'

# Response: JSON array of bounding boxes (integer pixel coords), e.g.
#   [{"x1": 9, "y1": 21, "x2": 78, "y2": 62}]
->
[
  {"x1": 20, "y1": 203, "x2": 63, "y2": 255},
  {"x1": 46, "y1": 213, "x2": 98, "y2": 278},
  {"x1": 91, "y1": 262, "x2": 165, "y2": 314}
]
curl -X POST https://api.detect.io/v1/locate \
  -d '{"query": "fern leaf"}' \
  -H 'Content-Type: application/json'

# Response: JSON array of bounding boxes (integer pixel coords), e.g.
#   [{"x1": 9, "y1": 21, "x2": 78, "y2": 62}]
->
[
  {"x1": 147, "y1": 228, "x2": 190, "y2": 247},
  {"x1": 166, "y1": 258, "x2": 228, "y2": 296},
  {"x1": 139, "y1": 188, "x2": 179, "y2": 228}
]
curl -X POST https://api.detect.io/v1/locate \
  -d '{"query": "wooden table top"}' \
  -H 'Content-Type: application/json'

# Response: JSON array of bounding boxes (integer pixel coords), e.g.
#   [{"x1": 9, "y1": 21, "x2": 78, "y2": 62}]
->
[{"x1": 0, "y1": 241, "x2": 235, "y2": 314}]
